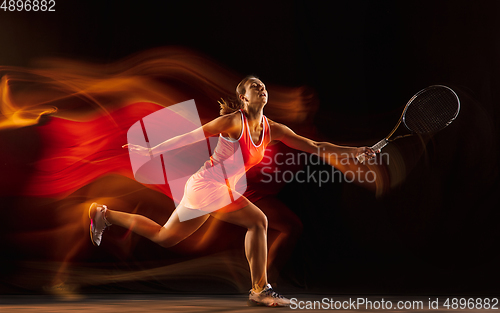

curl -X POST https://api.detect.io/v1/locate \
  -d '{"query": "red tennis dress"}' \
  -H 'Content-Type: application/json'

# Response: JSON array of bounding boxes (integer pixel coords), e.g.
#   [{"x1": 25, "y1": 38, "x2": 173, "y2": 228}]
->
[{"x1": 180, "y1": 110, "x2": 271, "y2": 215}]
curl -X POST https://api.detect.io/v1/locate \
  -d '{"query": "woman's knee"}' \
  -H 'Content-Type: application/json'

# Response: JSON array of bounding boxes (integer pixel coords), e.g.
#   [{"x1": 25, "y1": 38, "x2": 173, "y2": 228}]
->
[
  {"x1": 157, "y1": 233, "x2": 185, "y2": 248},
  {"x1": 153, "y1": 228, "x2": 183, "y2": 248},
  {"x1": 157, "y1": 208, "x2": 208, "y2": 248},
  {"x1": 250, "y1": 211, "x2": 268, "y2": 231}
]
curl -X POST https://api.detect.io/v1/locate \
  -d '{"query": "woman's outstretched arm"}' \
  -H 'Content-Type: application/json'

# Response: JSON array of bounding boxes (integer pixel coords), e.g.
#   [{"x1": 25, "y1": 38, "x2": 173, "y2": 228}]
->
[
  {"x1": 125, "y1": 111, "x2": 241, "y2": 156},
  {"x1": 269, "y1": 120, "x2": 375, "y2": 163}
]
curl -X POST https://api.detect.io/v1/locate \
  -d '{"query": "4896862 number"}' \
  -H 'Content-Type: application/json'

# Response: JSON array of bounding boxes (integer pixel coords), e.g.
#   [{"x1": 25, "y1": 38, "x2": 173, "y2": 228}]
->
[{"x1": 1, "y1": 0, "x2": 55, "y2": 11}]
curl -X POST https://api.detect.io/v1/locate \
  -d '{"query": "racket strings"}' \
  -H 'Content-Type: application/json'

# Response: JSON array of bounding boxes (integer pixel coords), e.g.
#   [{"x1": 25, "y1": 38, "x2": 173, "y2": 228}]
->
[{"x1": 403, "y1": 87, "x2": 459, "y2": 134}]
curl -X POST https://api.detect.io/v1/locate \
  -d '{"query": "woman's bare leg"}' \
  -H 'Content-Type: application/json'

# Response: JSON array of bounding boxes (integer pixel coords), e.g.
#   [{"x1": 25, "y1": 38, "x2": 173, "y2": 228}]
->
[
  {"x1": 210, "y1": 202, "x2": 269, "y2": 290},
  {"x1": 105, "y1": 205, "x2": 209, "y2": 248},
  {"x1": 256, "y1": 196, "x2": 303, "y2": 284}
]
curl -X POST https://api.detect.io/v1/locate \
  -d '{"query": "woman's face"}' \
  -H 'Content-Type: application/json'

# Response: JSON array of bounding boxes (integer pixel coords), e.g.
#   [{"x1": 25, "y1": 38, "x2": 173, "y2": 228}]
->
[{"x1": 240, "y1": 78, "x2": 268, "y2": 107}]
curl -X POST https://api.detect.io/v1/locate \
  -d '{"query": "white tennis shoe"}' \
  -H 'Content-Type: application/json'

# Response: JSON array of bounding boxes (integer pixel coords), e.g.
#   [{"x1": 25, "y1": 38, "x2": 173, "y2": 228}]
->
[
  {"x1": 248, "y1": 284, "x2": 290, "y2": 307},
  {"x1": 88, "y1": 202, "x2": 111, "y2": 246}
]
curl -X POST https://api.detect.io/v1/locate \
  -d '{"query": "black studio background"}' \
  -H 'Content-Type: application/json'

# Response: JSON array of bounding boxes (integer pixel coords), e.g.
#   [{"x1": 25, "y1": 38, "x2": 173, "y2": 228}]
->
[{"x1": 1, "y1": 0, "x2": 499, "y2": 295}]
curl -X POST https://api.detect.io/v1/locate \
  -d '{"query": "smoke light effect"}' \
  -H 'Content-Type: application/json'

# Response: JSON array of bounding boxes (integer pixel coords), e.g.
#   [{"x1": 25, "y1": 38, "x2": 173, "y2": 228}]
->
[
  {"x1": 0, "y1": 47, "x2": 394, "y2": 200},
  {"x1": 0, "y1": 47, "x2": 398, "y2": 292},
  {"x1": 18, "y1": 251, "x2": 251, "y2": 293},
  {"x1": 0, "y1": 75, "x2": 58, "y2": 129}
]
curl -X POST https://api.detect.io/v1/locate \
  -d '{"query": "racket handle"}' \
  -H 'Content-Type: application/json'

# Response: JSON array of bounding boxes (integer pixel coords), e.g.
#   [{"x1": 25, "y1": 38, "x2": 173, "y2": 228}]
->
[
  {"x1": 371, "y1": 138, "x2": 389, "y2": 152},
  {"x1": 356, "y1": 139, "x2": 389, "y2": 164}
]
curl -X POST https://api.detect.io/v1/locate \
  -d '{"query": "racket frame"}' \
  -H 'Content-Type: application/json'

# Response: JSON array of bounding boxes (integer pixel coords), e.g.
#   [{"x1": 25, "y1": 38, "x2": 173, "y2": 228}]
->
[{"x1": 357, "y1": 85, "x2": 460, "y2": 163}]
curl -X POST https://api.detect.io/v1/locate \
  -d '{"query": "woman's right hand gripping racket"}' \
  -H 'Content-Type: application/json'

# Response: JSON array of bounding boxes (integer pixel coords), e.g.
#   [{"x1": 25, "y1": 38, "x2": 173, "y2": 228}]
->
[{"x1": 357, "y1": 85, "x2": 460, "y2": 163}]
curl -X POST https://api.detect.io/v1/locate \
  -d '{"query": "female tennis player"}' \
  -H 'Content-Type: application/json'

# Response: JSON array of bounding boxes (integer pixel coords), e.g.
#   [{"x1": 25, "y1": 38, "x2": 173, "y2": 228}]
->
[{"x1": 89, "y1": 76, "x2": 376, "y2": 306}]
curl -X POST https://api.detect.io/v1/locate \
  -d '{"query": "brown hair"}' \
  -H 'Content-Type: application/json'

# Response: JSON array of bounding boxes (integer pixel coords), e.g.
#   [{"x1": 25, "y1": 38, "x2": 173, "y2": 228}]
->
[{"x1": 219, "y1": 75, "x2": 258, "y2": 115}]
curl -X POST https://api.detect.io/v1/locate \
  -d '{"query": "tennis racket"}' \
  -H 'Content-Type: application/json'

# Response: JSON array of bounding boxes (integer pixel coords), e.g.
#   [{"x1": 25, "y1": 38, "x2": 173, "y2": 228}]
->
[{"x1": 357, "y1": 85, "x2": 460, "y2": 163}]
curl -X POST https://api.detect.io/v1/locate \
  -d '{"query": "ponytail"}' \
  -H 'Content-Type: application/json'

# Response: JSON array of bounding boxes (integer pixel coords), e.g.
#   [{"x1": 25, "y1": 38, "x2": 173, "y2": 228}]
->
[{"x1": 218, "y1": 97, "x2": 243, "y2": 115}]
